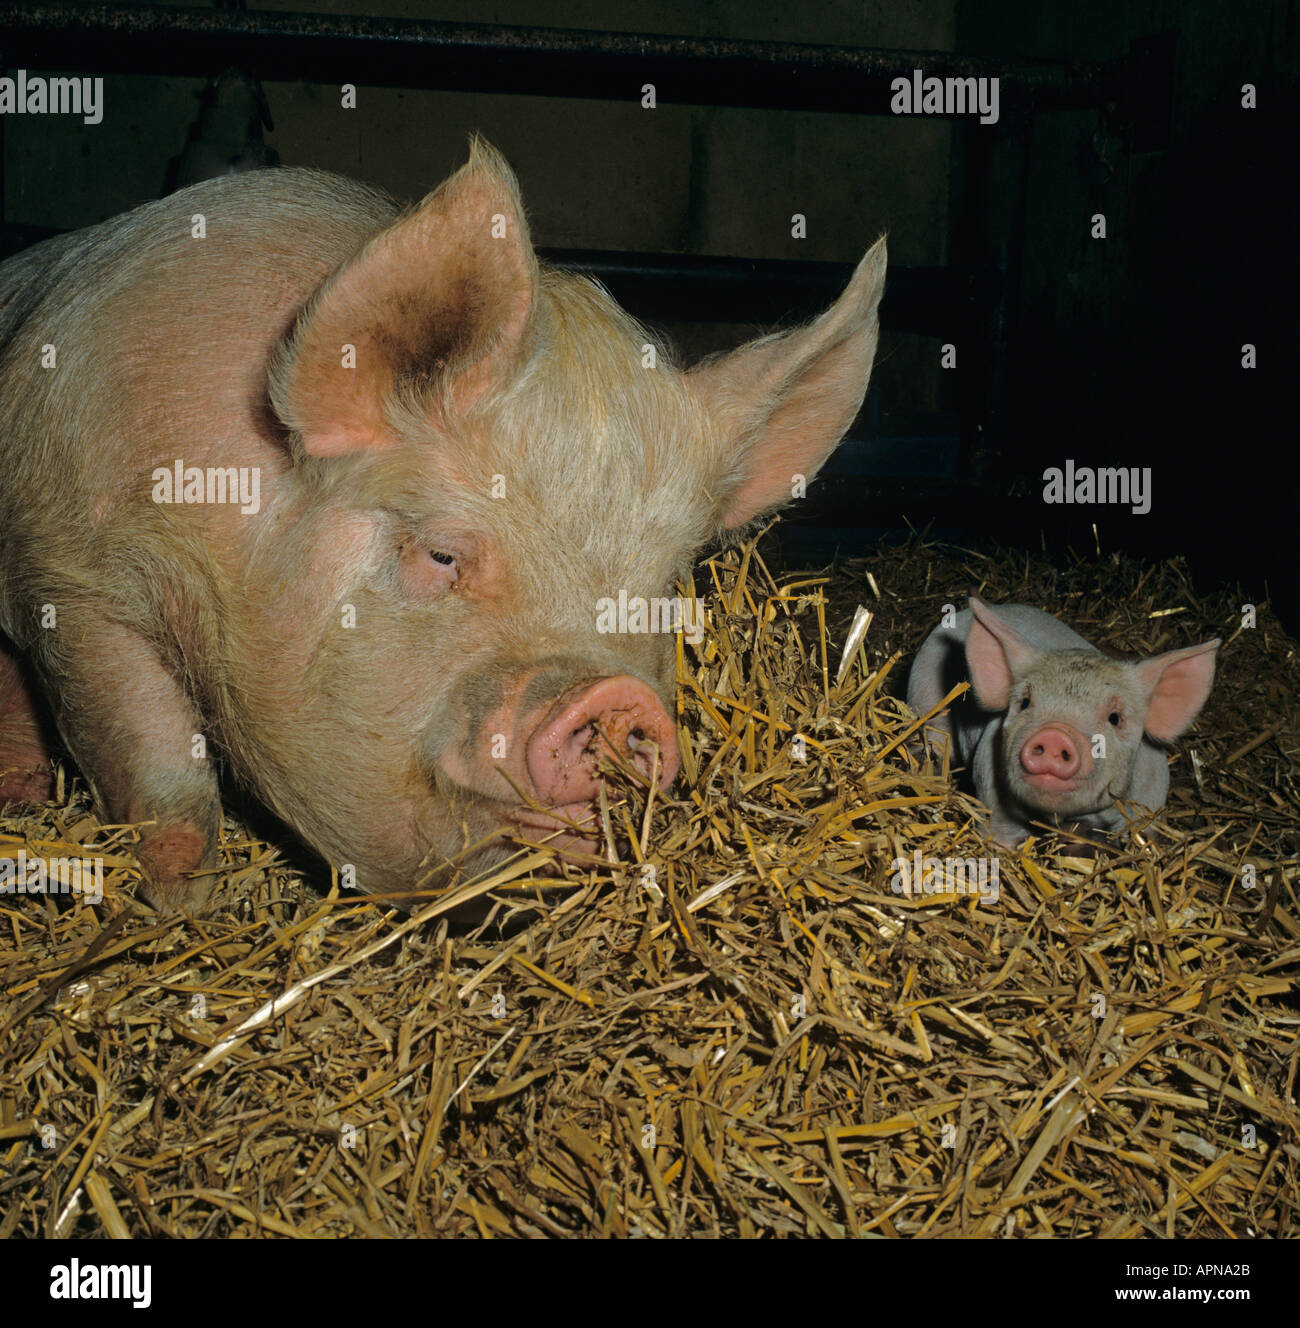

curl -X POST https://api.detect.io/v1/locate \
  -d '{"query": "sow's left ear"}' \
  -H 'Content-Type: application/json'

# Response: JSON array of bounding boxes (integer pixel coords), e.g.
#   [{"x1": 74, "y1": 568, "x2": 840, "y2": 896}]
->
[
  {"x1": 1136, "y1": 639, "x2": 1221, "y2": 742},
  {"x1": 687, "y1": 235, "x2": 887, "y2": 533}
]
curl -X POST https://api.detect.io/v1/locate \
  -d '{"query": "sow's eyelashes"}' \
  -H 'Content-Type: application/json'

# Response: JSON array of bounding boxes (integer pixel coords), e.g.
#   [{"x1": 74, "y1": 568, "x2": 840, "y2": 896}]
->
[{"x1": 397, "y1": 538, "x2": 460, "y2": 597}]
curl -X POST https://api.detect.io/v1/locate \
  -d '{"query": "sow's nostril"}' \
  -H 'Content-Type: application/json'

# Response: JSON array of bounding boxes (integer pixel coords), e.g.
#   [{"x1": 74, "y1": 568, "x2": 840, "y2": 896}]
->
[
  {"x1": 1020, "y1": 726, "x2": 1082, "y2": 779},
  {"x1": 526, "y1": 675, "x2": 680, "y2": 806}
]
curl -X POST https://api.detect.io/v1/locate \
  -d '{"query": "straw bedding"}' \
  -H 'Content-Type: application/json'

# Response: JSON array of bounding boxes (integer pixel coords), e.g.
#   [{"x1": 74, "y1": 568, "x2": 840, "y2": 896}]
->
[{"x1": 1, "y1": 533, "x2": 1296, "y2": 1237}]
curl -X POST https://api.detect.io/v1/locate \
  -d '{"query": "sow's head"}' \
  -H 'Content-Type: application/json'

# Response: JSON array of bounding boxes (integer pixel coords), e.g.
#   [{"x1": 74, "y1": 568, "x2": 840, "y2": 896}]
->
[{"x1": 262, "y1": 139, "x2": 888, "y2": 898}]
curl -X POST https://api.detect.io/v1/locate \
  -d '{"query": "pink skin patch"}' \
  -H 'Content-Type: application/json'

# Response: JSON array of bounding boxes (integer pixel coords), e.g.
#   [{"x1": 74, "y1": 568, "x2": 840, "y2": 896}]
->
[
  {"x1": 0, "y1": 657, "x2": 55, "y2": 805},
  {"x1": 506, "y1": 800, "x2": 604, "y2": 858},
  {"x1": 0, "y1": 762, "x2": 55, "y2": 806},
  {"x1": 135, "y1": 825, "x2": 213, "y2": 910}
]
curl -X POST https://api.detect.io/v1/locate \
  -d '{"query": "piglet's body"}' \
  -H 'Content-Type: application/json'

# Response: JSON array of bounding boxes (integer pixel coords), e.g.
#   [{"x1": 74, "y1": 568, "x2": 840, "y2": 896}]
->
[{"x1": 907, "y1": 599, "x2": 1219, "y2": 847}]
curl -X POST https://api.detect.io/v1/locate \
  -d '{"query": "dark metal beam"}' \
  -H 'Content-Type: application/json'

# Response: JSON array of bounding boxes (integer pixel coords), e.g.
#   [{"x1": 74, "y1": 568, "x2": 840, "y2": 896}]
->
[
  {"x1": 0, "y1": 4, "x2": 1122, "y2": 115},
  {"x1": 0, "y1": 220, "x2": 977, "y2": 334},
  {"x1": 541, "y1": 249, "x2": 978, "y2": 332}
]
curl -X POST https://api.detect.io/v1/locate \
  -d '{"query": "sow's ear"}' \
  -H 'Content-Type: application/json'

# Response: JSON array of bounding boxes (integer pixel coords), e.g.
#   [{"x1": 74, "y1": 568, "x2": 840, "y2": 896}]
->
[
  {"x1": 1135, "y1": 639, "x2": 1220, "y2": 742},
  {"x1": 271, "y1": 138, "x2": 537, "y2": 456},
  {"x1": 965, "y1": 597, "x2": 1039, "y2": 711},
  {"x1": 688, "y1": 236, "x2": 887, "y2": 531}
]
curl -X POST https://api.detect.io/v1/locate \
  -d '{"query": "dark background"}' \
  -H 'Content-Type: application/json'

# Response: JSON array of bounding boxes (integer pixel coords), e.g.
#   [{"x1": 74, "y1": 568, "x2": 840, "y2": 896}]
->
[{"x1": 1, "y1": 0, "x2": 1294, "y2": 627}]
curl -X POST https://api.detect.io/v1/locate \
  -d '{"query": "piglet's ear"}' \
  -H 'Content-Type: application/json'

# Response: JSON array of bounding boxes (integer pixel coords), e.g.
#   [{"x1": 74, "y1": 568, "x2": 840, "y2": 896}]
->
[
  {"x1": 965, "y1": 597, "x2": 1039, "y2": 710},
  {"x1": 1136, "y1": 639, "x2": 1220, "y2": 742},
  {"x1": 688, "y1": 236, "x2": 886, "y2": 532},
  {"x1": 271, "y1": 138, "x2": 537, "y2": 457}
]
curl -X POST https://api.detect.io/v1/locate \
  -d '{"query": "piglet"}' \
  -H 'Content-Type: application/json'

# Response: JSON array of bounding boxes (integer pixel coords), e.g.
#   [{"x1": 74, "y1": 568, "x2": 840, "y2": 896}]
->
[{"x1": 907, "y1": 597, "x2": 1219, "y2": 847}]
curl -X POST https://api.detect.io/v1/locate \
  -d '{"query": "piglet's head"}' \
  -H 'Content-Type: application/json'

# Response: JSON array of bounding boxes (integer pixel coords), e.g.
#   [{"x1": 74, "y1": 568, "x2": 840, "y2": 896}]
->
[{"x1": 966, "y1": 597, "x2": 1219, "y2": 822}]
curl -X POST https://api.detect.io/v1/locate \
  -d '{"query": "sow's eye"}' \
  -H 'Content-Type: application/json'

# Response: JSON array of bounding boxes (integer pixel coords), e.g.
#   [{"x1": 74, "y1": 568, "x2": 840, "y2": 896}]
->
[
  {"x1": 1108, "y1": 708, "x2": 1123, "y2": 727},
  {"x1": 398, "y1": 539, "x2": 459, "y2": 598}
]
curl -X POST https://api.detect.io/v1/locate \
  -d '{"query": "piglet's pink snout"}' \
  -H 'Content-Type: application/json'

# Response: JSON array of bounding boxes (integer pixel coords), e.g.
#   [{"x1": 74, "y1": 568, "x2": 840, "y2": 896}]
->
[
  {"x1": 1019, "y1": 724, "x2": 1089, "y2": 781},
  {"x1": 525, "y1": 676, "x2": 679, "y2": 806}
]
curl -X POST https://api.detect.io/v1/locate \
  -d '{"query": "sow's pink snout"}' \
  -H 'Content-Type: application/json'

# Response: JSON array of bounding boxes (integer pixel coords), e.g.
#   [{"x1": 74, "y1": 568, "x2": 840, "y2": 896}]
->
[
  {"x1": 525, "y1": 675, "x2": 680, "y2": 815},
  {"x1": 1019, "y1": 724, "x2": 1091, "y2": 785}
]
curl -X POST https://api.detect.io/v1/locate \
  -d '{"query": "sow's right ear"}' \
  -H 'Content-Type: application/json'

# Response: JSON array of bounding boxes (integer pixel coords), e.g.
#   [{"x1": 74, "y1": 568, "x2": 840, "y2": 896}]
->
[
  {"x1": 965, "y1": 597, "x2": 1039, "y2": 711},
  {"x1": 687, "y1": 236, "x2": 887, "y2": 533},
  {"x1": 270, "y1": 138, "x2": 538, "y2": 457}
]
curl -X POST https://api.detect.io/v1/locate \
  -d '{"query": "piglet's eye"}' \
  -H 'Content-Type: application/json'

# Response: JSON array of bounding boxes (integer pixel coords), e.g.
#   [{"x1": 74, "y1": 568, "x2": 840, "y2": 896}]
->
[
  {"x1": 1018, "y1": 694, "x2": 1031, "y2": 711},
  {"x1": 1108, "y1": 710, "x2": 1122, "y2": 727}
]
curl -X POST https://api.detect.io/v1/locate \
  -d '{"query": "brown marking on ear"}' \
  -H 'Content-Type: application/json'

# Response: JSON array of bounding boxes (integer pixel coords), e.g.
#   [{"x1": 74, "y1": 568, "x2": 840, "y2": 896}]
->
[{"x1": 271, "y1": 138, "x2": 538, "y2": 457}]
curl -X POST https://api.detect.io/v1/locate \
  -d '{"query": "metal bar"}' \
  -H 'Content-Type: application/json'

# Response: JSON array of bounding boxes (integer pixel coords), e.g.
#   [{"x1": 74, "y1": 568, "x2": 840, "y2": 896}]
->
[
  {"x1": 1125, "y1": 32, "x2": 1177, "y2": 153},
  {"x1": 0, "y1": 3, "x2": 1122, "y2": 115},
  {"x1": 541, "y1": 250, "x2": 975, "y2": 331},
  {"x1": 0, "y1": 220, "x2": 976, "y2": 334},
  {"x1": 974, "y1": 113, "x2": 1032, "y2": 458},
  {"x1": 0, "y1": 217, "x2": 973, "y2": 515}
]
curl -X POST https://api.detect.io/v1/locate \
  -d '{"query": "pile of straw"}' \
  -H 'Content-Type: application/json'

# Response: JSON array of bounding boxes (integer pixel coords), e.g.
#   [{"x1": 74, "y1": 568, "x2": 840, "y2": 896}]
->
[{"x1": 1, "y1": 534, "x2": 1295, "y2": 1236}]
